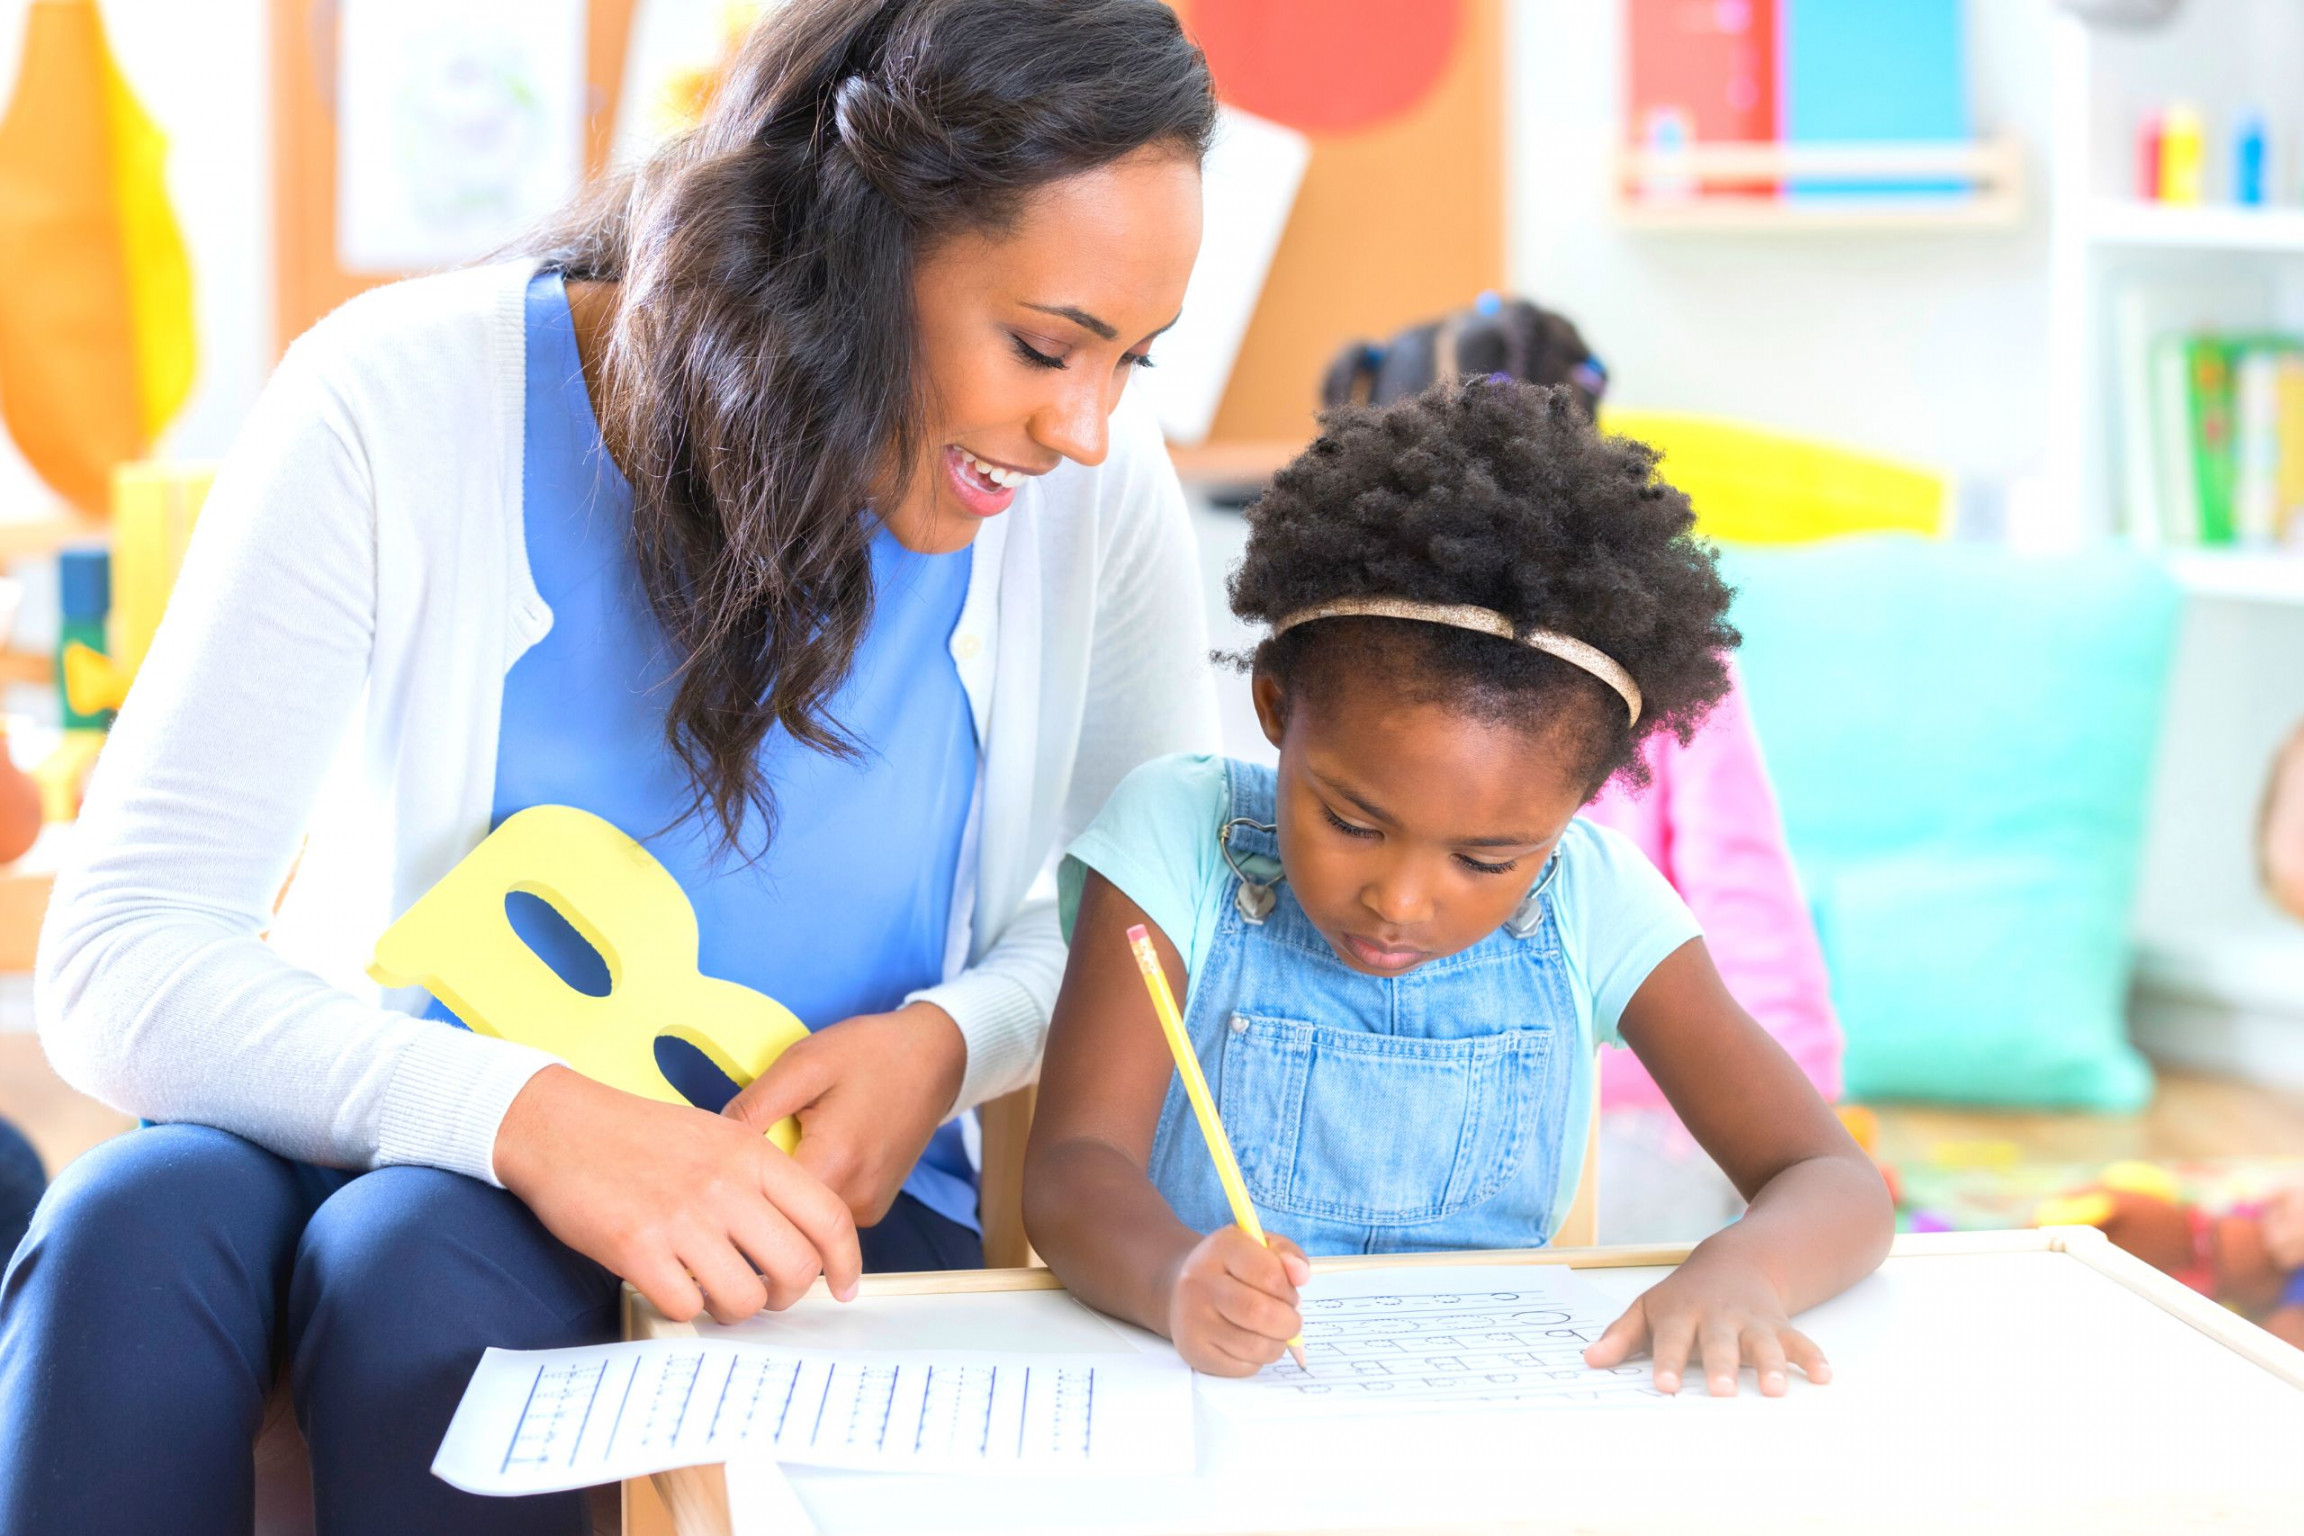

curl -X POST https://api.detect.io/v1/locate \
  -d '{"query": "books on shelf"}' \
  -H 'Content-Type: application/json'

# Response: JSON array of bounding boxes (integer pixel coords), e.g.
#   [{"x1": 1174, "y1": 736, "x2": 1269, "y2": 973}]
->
[
  {"x1": 1623, "y1": 0, "x2": 1973, "y2": 203},
  {"x1": 2121, "y1": 325, "x2": 2304, "y2": 551}
]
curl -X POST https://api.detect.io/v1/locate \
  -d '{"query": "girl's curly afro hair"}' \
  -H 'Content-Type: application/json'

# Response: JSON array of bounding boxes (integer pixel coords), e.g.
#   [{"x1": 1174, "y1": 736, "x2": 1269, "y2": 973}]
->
[{"x1": 1228, "y1": 376, "x2": 1737, "y2": 796}]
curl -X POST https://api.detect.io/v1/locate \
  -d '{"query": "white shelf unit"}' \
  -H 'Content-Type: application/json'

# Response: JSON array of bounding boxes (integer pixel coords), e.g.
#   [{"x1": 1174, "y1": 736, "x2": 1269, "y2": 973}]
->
[
  {"x1": 2045, "y1": 0, "x2": 2304, "y2": 1086},
  {"x1": 2086, "y1": 198, "x2": 2304, "y2": 254},
  {"x1": 2165, "y1": 548, "x2": 2304, "y2": 604}
]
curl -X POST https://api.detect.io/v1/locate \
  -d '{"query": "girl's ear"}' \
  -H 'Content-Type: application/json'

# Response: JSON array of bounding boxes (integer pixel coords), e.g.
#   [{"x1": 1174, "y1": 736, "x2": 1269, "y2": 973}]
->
[{"x1": 1250, "y1": 669, "x2": 1288, "y2": 750}]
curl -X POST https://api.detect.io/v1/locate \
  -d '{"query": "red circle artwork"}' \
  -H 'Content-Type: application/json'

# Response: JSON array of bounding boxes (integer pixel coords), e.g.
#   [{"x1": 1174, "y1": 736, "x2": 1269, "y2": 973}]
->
[{"x1": 1186, "y1": 0, "x2": 1463, "y2": 136}]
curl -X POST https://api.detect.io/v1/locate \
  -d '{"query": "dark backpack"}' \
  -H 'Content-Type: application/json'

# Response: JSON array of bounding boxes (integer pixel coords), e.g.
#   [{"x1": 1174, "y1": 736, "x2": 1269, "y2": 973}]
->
[{"x1": 1319, "y1": 293, "x2": 1607, "y2": 422}]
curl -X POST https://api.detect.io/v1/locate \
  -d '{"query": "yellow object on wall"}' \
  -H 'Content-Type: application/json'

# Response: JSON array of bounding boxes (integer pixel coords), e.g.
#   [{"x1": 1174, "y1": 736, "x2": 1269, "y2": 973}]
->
[
  {"x1": 0, "y1": 0, "x2": 196, "y2": 516},
  {"x1": 62, "y1": 460, "x2": 213, "y2": 718},
  {"x1": 370, "y1": 805, "x2": 808, "y2": 1150},
  {"x1": 1600, "y1": 409, "x2": 1951, "y2": 545}
]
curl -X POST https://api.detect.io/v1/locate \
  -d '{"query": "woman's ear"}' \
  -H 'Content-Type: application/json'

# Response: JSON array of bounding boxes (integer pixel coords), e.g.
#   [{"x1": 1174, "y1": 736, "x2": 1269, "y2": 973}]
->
[{"x1": 1251, "y1": 669, "x2": 1288, "y2": 749}]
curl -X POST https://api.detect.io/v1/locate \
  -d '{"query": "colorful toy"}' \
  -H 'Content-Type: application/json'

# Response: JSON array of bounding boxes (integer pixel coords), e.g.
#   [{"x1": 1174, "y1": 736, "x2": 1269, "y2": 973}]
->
[
  {"x1": 2037, "y1": 1161, "x2": 2304, "y2": 1348},
  {"x1": 33, "y1": 461, "x2": 213, "y2": 823},
  {"x1": 61, "y1": 460, "x2": 212, "y2": 718},
  {"x1": 370, "y1": 804, "x2": 808, "y2": 1150}
]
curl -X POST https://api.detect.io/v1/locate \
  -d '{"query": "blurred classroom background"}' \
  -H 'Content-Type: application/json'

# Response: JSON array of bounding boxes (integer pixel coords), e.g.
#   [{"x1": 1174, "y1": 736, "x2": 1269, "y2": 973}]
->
[{"x1": 4, "y1": 0, "x2": 2304, "y2": 1259}]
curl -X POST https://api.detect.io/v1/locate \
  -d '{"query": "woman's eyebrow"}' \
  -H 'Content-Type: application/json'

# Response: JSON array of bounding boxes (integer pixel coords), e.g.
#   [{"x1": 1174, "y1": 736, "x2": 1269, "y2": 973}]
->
[
  {"x1": 1021, "y1": 303, "x2": 1184, "y2": 346},
  {"x1": 1022, "y1": 302, "x2": 1117, "y2": 340}
]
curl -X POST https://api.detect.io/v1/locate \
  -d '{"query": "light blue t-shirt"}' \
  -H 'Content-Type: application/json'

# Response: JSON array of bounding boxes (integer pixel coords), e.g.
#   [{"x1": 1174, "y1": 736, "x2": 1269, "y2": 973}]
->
[
  {"x1": 422, "y1": 269, "x2": 983, "y2": 1231},
  {"x1": 1059, "y1": 752, "x2": 1700, "y2": 1049}
]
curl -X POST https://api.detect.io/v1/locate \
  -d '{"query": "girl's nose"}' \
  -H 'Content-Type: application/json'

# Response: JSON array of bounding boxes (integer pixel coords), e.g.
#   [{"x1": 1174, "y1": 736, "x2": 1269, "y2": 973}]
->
[{"x1": 1363, "y1": 868, "x2": 1434, "y2": 929}]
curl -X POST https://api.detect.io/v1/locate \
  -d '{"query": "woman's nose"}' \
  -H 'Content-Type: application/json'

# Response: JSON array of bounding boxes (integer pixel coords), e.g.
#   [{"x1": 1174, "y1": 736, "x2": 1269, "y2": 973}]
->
[{"x1": 1028, "y1": 371, "x2": 1117, "y2": 468}]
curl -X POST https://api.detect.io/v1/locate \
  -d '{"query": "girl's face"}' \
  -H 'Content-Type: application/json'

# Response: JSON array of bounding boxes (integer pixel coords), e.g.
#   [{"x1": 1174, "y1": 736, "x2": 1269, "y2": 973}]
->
[
  {"x1": 888, "y1": 147, "x2": 1203, "y2": 555},
  {"x1": 1252, "y1": 667, "x2": 1595, "y2": 978}
]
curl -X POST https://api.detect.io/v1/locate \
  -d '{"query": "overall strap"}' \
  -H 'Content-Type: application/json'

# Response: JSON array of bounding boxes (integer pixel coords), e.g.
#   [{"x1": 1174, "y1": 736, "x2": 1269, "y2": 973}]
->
[
  {"x1": 1222, "y1": 759, "x2": 1280, "y2": 855},
  {"x1": 1219, "y1": 760, "x2": 1284, "y2": 915}
]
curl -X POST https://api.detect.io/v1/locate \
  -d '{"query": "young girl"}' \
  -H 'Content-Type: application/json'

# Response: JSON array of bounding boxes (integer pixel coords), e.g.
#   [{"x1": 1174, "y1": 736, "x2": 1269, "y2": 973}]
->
[{"x1": 1024, "y1": 379, "x2": 1892, "y2": 1396}]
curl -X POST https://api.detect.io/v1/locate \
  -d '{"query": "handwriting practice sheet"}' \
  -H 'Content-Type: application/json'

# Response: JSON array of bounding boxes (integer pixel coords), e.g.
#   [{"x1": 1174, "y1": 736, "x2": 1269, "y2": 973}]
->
[
  {"x1": 1196, "y1": 1265, "x2": 1667, "y2": 1417},
  {"x1": 432, "y1": 1339, "x2": 1194, "y2": 1496}
]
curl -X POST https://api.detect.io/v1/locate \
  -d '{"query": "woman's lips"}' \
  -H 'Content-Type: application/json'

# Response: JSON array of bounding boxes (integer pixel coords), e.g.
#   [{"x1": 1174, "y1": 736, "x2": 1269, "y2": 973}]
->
[
  {"x1": 944, "y1": 444, "x2": 1019, "y2": 518},
  {"x1": 1339, "y1": 932, "x2": 1430, "y2": 972}
]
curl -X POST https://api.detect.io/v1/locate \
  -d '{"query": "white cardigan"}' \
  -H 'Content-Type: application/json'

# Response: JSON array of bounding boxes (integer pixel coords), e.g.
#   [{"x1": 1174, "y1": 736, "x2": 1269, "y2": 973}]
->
[{"x1": 35, "y1": 260, "x2": 1218, "y2": 1184}]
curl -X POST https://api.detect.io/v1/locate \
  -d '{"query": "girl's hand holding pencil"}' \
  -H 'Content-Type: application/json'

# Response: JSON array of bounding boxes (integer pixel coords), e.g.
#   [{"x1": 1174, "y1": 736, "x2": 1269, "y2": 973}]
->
[
  {"x1": 1165, "y1": 1226, "x2": 1312, "y2": 1377},
  {"x1": 1123, "y1": 922, "x2": 1310, "y2": 1374}
]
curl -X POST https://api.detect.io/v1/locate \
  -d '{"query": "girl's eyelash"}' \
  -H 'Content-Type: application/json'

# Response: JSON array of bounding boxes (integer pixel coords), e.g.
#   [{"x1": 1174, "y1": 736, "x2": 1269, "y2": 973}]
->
[
  {"x1": 1125, "y1": 352, "x2": 1155, "y2": 370},
  {"x1": 1323, "y1": 801, "x2": 1520, "y2": 873}
]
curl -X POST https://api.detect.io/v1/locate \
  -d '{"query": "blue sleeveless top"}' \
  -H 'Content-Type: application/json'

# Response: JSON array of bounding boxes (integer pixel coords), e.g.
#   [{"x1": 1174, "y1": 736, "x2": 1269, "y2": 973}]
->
[{"x1": 424, "y1": 269, "x2": 981, "y2": 1229}]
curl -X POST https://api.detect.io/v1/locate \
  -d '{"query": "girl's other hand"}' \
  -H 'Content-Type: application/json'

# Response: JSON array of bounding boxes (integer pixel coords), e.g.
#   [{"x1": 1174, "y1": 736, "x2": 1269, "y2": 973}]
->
[
  {"x1": 495, "y1": 1065, "x2": 862, "y2": 1325},
  {"x1": 1581, "y1": 1247, "x2": 1830, "y2": 1398},
  {"x1": 1165, "y1": 1227, "x2": 1309, "y2": 1376}
]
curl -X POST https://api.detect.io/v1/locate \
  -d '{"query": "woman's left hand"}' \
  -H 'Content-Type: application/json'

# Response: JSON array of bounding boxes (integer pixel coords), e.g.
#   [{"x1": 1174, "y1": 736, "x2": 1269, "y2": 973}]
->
[
  {"x1": 1581, "y1": 1244, "x2": 1831, "y2": 1397},
  {"x1": 721, "y1": 1001, "x2": 967, "y2": 1226}
]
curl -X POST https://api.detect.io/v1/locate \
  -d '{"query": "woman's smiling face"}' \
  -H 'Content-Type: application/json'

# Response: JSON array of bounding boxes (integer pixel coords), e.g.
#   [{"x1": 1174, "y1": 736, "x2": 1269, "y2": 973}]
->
[{"x1": 888, "y1": 146, "x2": 1203, "y2": 554}]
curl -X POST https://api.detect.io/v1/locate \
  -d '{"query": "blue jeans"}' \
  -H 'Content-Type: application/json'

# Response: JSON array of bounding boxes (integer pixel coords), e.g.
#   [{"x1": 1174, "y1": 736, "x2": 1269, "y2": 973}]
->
[
  {"x1": 0, "y1": 1117, "x2": 41, "y2": 1263},
  {"x1": 0, "y1": 1123, "x2": 977, "y2": 1536}
]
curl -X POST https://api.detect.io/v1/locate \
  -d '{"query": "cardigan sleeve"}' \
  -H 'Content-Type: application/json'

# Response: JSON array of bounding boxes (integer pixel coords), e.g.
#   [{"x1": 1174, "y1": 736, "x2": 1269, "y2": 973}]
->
[
  {"x1": 913, "y1": 397, "x2": 1220, "y2": 1112},
  {"x1": 35, "y1": 333, "x2": 561, "y2": 1182}
]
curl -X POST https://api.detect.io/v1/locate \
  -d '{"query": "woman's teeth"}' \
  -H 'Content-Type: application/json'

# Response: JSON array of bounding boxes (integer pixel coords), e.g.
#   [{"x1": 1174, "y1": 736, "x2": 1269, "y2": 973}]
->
[{"x1": 963, "y1": 451, "x2": 1025, "y2": 489}]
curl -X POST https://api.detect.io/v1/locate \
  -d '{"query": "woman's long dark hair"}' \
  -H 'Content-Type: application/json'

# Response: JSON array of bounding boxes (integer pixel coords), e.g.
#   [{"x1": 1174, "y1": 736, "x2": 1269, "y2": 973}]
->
[{"x1": 527, "y1": 0, "x2": 1214, "y2": 856}]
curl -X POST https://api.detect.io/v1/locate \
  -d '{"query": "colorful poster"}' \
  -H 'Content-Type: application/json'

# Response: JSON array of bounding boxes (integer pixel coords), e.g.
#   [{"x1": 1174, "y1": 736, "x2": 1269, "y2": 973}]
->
[{"x1": 336, "y1": 0, "x2": 589, "y2": 274}]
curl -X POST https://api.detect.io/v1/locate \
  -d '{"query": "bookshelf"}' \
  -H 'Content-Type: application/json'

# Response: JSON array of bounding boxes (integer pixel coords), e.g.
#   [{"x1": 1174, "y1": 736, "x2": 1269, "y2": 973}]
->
[
  {"x1": 2044, "y1": 0, "x2": 2304, "y2": 1089},
  {"x1": 1611, "y1": 138, "x2": 2026, "y2": 231}
]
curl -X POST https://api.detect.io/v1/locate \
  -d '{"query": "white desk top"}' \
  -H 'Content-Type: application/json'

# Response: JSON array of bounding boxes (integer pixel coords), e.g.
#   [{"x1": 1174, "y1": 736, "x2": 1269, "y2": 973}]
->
[{"x1": 631, "y1": 1230, "x2": 2304, "y2": 1535}]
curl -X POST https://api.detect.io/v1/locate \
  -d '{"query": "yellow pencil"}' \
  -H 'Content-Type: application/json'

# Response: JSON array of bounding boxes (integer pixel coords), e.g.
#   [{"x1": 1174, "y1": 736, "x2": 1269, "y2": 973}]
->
[{"x1": 1125, "y1": 923, "x2": 1308, "y2": 1371}]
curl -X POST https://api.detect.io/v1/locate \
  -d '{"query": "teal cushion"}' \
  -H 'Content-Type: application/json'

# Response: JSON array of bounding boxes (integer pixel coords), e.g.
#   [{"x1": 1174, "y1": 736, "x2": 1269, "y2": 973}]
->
[{"x1": 1720, "y1": 537, "x2": 2179, "y2": 1110}]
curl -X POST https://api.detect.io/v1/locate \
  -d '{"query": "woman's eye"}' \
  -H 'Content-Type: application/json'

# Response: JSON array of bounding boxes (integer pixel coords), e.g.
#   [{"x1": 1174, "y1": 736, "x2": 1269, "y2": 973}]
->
[
  {"x1": 1121, "y1": 351, "x2": 1156, "y2": 370},
  {"x1": 1456, "y1": 853, "x2": 1520, "y2": 877},
  {"x1": 1010, "y1": 335, "x2": 1066, "y2": 370},
  {"x1": 1321, "y1": 805, "x2": 1379, "y2": 840}
]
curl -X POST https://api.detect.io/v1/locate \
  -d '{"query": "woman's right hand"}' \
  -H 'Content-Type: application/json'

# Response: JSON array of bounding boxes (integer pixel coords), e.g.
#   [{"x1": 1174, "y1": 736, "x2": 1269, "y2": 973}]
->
[
  {"x1": 1164, "y1": 1226, "x2": 1308, "y2": 1376},
  {"x1": 493, "y1": 1065, "x2": 862, "y2": 1324}
]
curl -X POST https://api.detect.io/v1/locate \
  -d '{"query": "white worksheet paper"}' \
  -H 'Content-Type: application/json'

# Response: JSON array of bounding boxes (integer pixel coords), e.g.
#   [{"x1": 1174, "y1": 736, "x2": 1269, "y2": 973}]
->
[
  {"x1": 432, "y1": 1340, "x2": 1193, "y2": 1495},
  {"x1": 1196, "y1": 1265, "x2": 1667, "y2": 1417}
]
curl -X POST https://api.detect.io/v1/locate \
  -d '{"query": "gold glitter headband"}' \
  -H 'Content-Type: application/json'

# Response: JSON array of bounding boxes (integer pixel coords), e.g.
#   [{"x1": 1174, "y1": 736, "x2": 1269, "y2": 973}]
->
[{"x1": 1271, "y1": 597, "x2": 1643, "y2": 726}]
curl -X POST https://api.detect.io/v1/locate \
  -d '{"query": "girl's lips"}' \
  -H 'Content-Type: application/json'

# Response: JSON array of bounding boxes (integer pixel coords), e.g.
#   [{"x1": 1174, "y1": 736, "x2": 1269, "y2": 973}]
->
[
  {"x1": 1339, "y1": 932, "x2": 1429, "y2": 972},
  {"x1": 944, "y1": 444, "x2": 1017, "y2": 518}
]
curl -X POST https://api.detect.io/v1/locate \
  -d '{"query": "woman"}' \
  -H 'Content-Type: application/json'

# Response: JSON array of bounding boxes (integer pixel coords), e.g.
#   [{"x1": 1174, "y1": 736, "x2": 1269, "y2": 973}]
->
[{"x1": 0, "y1": 3, "x2": 1215, "y2": 1532}]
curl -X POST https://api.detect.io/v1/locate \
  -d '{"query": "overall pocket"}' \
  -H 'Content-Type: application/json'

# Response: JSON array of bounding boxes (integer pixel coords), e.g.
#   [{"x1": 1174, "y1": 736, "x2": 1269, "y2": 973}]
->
[{"x1": 1217, "y1": 1013, "x2": 1553, "y2": 1226}]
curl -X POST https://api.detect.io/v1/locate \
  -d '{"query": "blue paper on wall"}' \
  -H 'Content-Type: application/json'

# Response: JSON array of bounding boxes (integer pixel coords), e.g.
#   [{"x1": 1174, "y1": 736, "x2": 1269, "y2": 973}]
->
[{"x1": 1782, "y1": 0, "x2": 1971, "y2": 198}]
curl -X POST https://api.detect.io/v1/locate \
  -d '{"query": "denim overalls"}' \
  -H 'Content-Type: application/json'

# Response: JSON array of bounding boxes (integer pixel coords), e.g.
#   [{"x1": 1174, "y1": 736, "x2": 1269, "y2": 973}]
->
[{"x1": 1145, "y1": 761, "x2": 1589, "y2": 1256}]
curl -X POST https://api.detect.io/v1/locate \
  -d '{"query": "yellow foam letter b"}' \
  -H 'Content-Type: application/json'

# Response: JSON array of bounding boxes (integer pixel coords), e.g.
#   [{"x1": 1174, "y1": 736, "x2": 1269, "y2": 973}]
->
[{"x1": 370, "y1": 805, "x2": 806, "y2": 1150}]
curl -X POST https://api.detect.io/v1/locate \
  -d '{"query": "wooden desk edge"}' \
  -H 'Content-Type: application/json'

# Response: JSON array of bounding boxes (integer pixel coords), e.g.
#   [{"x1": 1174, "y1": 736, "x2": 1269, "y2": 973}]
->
[{"x1": 622, "y1": 1228, "x2": 2304, "y2": 1535}]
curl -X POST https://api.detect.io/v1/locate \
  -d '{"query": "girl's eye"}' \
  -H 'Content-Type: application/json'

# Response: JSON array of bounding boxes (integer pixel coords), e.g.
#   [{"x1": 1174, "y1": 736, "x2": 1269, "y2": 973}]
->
[
  {"x1": 1456, "y1": 852, "x2": 1520, "y2": 877},
  {"x1": 1321, "y1": 804, "x2": 1379, "y2": 840},
  {"x1": 1122, "y1": 351, "x2": 1156, "y2": 370},
  {"x1": 1010, "y1": 335, "x2": 1066, "y2": 370}
]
